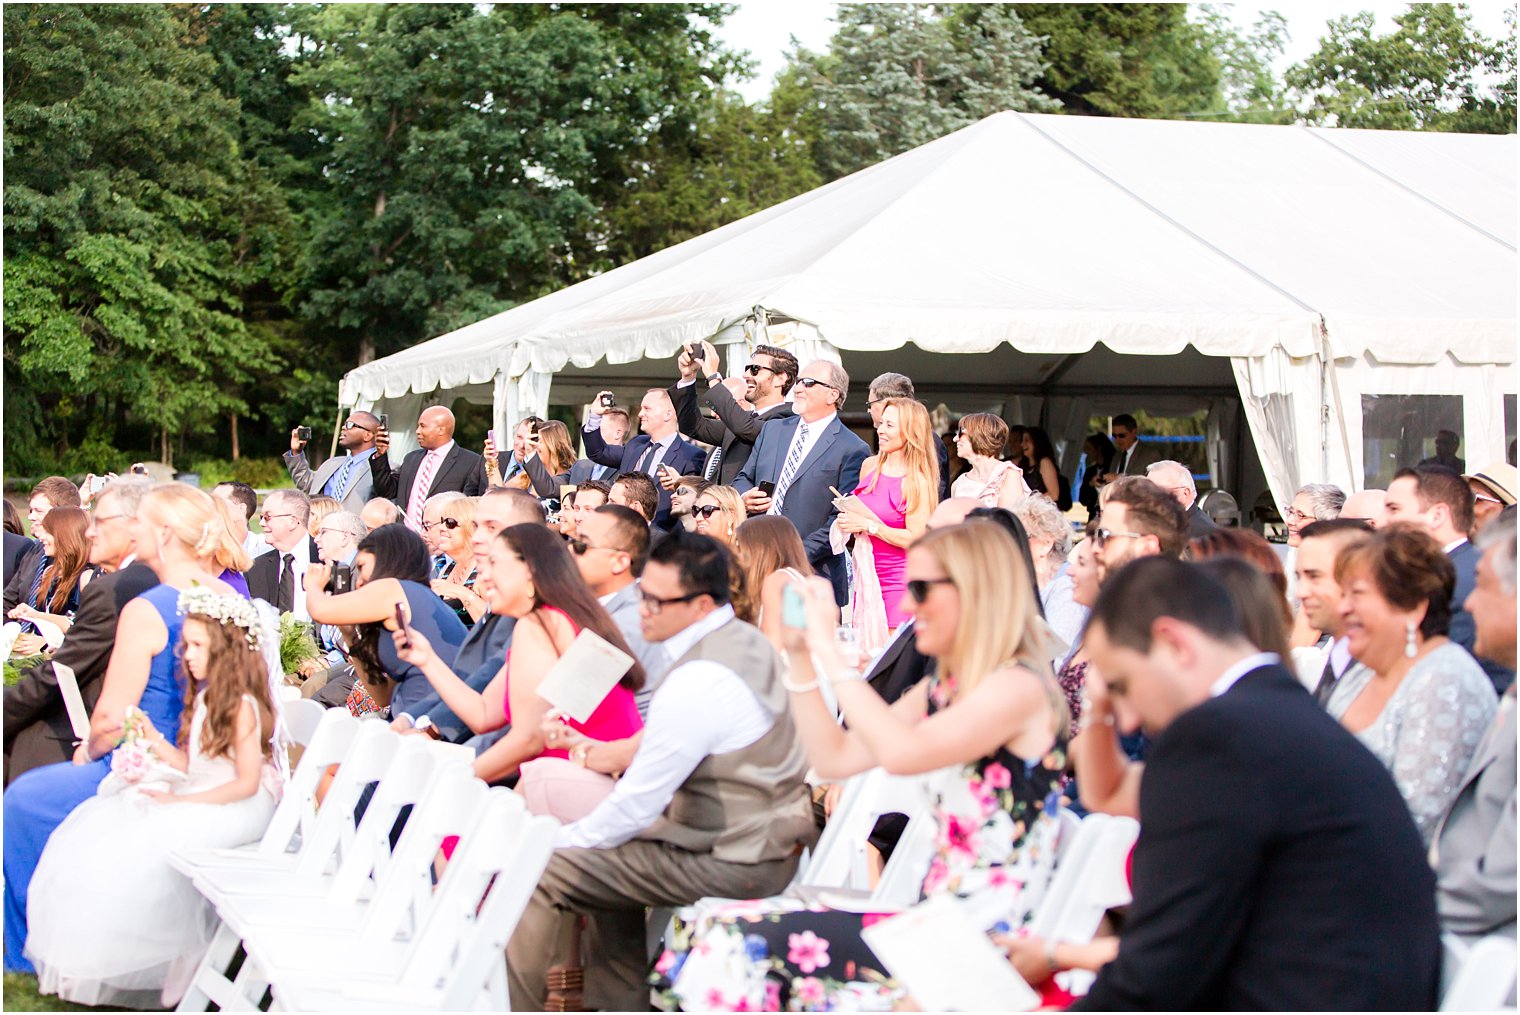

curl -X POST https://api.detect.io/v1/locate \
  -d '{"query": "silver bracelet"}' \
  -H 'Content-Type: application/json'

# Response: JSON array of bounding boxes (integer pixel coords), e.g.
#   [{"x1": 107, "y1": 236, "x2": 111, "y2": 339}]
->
[{"x1": 781, "y1": 673, "x2": 820, "y2": 693}]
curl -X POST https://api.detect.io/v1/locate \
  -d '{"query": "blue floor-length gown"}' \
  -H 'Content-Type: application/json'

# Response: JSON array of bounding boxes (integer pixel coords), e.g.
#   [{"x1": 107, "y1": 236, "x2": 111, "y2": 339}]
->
[{"x1": 4, "y1": 584, "x2": 187, "y2": 972}]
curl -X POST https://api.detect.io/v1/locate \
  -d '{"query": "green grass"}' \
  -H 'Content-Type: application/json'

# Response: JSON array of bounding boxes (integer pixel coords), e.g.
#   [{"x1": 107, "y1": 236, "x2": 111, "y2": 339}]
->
[{"x1": 2, "y1": 972, "x2": 148, "y2": 1011}]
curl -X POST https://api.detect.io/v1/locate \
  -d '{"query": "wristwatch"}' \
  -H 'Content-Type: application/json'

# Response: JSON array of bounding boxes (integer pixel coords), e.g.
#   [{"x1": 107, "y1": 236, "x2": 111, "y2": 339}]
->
[
  {"x1": 706, "y1": 371, "x2": 723, "y2": 386},
  {"x1": 867, "y1": 522, "x2": 880, "y2": 536}
]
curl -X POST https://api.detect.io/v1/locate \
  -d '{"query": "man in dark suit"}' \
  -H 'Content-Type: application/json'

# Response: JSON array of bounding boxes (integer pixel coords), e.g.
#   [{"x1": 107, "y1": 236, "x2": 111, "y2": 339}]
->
[
  {"x1": 283, "y1": 410, "x2": 380, "y2": 514},
  {"x1": 370, "y1": 405, "x2": 489, "y2": 532},
  {"x1": 735, "y1": 360, "x2": 871, "y2": 606},
  {"x1": 866, "y1": 372, "x2": 949, "y2": 501},
  {"x1": 582, "y1": 388, "x2": 704, "y2": 529},
  {"x1": 1101, "y1": 412, "x2": 1161, "y2": 483},
  {"x1": 568, "y1": 408, "x2": 629, "y2": 485},
  {"x1": 246, "y1": 489, "x2": 322, "y2": 622},
  {"x1": 4, "y1": 528, "x2": 34, "y2": 588},
  {"x1": 670, "y1": 342, "x2": 796, "y2": 485},
  {"x1": 1387, "y1": 464, "x2": 1512, "y2": 692},
  {"x1": 1145, "y1": 460, "x2": 1218, "y2": 541},
  {"x1": 1071, "y1": 557, "x2": 1441, "y2": 1010},
  {"x1": 4, "y1": 480, "x2": 158, "y2": 784}
]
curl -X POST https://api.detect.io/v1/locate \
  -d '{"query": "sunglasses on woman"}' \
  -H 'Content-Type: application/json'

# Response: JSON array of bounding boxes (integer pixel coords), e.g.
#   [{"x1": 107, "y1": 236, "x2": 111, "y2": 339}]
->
[
  {"x1": 690, "y1": 504, "x2": 722, "y2": 519},
  {"x1": 906, "y1": 577, "x2": 955, "y2": 603},
  {"x1": 422, "y1": 517, "x2": 461, "y2": 532}
]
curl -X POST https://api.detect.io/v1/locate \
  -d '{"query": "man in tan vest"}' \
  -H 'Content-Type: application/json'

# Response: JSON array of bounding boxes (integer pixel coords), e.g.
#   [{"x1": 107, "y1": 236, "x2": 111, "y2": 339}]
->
[{"x1": 506, "y1": 531, "x2": 817, "y2": 1011}]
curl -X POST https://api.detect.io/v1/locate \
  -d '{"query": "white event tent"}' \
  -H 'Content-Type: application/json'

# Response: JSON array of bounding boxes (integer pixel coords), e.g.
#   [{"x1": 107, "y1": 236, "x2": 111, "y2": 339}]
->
[{"x1": 338, "y1": 111, "x2": 1517, "y2": 513}]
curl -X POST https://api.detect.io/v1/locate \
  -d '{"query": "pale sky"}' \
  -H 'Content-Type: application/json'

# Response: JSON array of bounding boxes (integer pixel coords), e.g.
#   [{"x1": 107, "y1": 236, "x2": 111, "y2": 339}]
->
[{"x1": 716, "y1": 2, "x2": 1518, "y2": 105}]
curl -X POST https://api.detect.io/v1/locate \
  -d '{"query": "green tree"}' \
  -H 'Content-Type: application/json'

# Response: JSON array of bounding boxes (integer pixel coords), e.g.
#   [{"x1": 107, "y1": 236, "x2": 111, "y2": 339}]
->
[
  {"x1": 1191, "y1": 6, "x2": 1296, "y2": 124},
  {"x1": 785, "y1": 3, "x2": 1055, "y2": 181},
  {"x1": 1287, "y1": 4, "x2": 1516, "y2": 133},
  {"x1": 3, "y1": 4, "x2": 282, "y2": 470}
]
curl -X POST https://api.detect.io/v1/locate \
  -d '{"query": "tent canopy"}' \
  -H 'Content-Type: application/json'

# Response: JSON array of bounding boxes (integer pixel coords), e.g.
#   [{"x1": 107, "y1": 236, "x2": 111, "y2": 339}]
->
[{"x1": 341, "y1": 112, "x2": 1516, "y2": 507}]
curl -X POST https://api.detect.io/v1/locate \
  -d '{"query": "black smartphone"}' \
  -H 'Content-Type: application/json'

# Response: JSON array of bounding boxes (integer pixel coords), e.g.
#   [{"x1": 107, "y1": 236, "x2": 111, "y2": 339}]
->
[
  {"x1": 129, "y1": 463, "x2": 149, "y2": 477},
  {"x1": 758, "y1": 481, "x2": 776, "y2": 496},
  {"x1": 687, "y1": 343, "x2": 703, "y2": 362},
  {"x1": 296, "y1": 425, "x2": 312, "y2": 442},
  {"x1": 378, "y1": 414, "x2": 388, "y2": 431},
  {"x1": 530, "y1": 419, "x2": 541, "y2": 437},
  {"x1": 599, "y1": 393, "x2": 615, "y2": 409},
  {"x1": 394, "y1": 602, "x2": 412, "y2": 650}
]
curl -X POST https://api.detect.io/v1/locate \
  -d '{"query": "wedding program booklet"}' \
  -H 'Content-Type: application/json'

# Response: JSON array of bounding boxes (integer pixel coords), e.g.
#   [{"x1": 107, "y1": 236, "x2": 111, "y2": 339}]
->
[
  {"x1": 52, "y1": 661, "x2": 90, "y2": 741},
  {"x1": 534, "y1": 628, "x2": 634, "y2": 724},
  {"x1": 860, "y1": 894, "x2": 1041, "y2": 1012}
]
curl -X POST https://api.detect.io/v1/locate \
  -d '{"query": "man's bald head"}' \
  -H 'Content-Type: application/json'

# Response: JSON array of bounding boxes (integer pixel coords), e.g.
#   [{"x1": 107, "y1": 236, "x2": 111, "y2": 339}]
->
[
  {"x1": 928, "y1": 497, "x2": 980, "y2": 530},
  {"x1": 417, "y1": 405, "x2": 457, "y2": 450},
  {"x1": 1341, "y1": 489, "x2": 1386, "y2": 529}
]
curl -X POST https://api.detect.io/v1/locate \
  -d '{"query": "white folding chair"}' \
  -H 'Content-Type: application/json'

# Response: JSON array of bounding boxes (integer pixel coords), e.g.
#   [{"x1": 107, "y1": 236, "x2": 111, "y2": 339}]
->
[
  {"x1": 264, "y1": 791, "x2": 560, "y2": 1012},
  {"x1": 1028, "y1": 814, "x2": 1138, "y2": 1000},
  {"x1": 282, "y1": 698, "x2": 326, "y2": 748},
  {"x1": 797, "y1": 767, "x2": 938, "y2": 893},
  {"x1": 1441, "y1": 932, "x2": 1518, "y2": 1012}
]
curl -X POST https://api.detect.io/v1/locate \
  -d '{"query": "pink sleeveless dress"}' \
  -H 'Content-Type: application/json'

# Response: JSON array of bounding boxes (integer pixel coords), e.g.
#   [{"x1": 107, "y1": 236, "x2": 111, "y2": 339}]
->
[
  {"x1": 851, "y1": 472, "x2": 911, "y2": 628},
  {"x1": 504, "y1": 606, "x2": 643, "y2": 759}
]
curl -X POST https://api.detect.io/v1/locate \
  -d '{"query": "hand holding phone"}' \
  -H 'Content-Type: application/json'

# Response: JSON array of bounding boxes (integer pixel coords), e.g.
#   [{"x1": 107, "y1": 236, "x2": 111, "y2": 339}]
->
[
  {"x1": 394, "y1": 602, "x2": 412, "y2": 650},
  {"x1": 781, "y1": 582, "x2": 808, "y2": 630},
  {"x1": 758, "y1": 481, "x2": 776, "y2": 496}
]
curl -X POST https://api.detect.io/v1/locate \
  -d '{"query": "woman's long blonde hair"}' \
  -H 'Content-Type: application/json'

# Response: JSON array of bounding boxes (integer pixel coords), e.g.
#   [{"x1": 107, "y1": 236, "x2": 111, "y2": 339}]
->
[
  {"x1": 208, "y1": 495, "x2": 253, "y2": 573},
  {"x1": 866, "y1": 398, "x2": 940, "y2": 519},
  {"x1": 915, "y1": 520, "x2": 1067, "y2": 735},
  {"x1": 140, "y1": 483, "x2": 224, "y2": 562}
]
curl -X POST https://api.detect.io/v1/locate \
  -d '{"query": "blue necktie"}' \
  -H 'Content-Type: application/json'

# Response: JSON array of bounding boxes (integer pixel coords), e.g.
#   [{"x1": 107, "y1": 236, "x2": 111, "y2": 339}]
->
[{"x1": 326, "y1": 456, "x2": 359, "y2": 500}]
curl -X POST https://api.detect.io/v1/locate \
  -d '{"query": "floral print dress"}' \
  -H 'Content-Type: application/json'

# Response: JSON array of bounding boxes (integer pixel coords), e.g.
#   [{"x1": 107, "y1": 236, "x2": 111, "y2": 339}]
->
[{"x1": 654, "y1": 673, "x2": 1069, "y2": 1012}]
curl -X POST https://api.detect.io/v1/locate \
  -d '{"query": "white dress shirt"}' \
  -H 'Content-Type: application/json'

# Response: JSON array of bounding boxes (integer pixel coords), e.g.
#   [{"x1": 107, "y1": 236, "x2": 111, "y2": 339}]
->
[
  {"x1": 1209, "y1": 651, "x2": 1280, "y2": 699},
  {"x1": 279, "y1": 535, "x2": 316, "y2": 623},
  {"x1": 557, "y1": 605, "x2": 774, "y2": 849},
  {"x1": 783, "y1": 412, "x2": 835, "y2": 470}
]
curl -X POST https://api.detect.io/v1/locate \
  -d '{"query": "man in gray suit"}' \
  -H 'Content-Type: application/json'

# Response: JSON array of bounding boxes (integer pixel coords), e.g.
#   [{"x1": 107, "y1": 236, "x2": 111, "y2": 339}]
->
[
  {"x1": 284, "y1": 411, "x2": 380, "y2": 513},
  {"x1": 1433, "y1": 509, "x2": 1516, "y2": 948},
  {"x1": 734, "y1": 360, "x2": 870, "y2": 606},
  {"x1": 572, "y1": 504, "x2": 670, "y2": 717}
]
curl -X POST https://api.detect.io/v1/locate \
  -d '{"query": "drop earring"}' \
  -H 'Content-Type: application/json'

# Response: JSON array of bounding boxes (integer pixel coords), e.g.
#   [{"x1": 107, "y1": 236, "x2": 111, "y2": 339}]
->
[{"x1": 1405, "y1": 619, "x2": 1419, "y2": 659}]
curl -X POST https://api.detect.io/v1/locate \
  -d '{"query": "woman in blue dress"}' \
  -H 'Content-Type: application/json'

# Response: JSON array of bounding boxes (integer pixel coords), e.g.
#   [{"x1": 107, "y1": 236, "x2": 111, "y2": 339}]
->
[{"x1": 4, "y1": 483, "x2": 237, "y2": 972}]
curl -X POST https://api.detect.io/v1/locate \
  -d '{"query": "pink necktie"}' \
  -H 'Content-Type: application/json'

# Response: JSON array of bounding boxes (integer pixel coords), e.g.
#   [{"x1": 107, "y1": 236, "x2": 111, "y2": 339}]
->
[{"x1": 406, "y1": 450, "x2": 442, "y2": 531}]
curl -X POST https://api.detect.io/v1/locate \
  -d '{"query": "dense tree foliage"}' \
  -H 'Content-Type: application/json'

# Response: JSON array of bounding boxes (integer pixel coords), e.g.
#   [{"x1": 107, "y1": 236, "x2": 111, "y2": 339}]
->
[{"x1": 2, "y1": 2, "x2": 1513, "y2": 475}]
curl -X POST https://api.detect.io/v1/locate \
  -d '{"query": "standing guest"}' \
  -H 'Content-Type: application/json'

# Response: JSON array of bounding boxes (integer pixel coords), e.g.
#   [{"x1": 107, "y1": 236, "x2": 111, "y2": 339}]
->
[
  {"x1": 572, "y1": 504, "x2": 671, "y2": 715},
  {"x1": 690, "y1": 485, "x2": 745, "y2": 548},
  {"x1": 1020, "y1": 425, "x2": 1068, "y2": 509},
  {"x1": 211, "y1": 482, "x2": 268, "y2": 563},
  {"x1": 583, "y1": 389, "x2": 705, "y2": 529},
  {"x1": 1432, "y1": 510, "x2": 1516, "y2": 949},
  {"x1": 1386, "y1": 463, "x2": 1512, "y2": 691},
  {"x1": 1327, "y1": 525, "x2": 1497, "y2": 843},
  {"x1": 609, "y1": 472, "x2": 659, "y2": 526},
  {"x1": 1420, "y1": 429, "x2": 1466, "y2": 474},
  {"x1": 1341, "y1": 487, "x2": 1387, "y2": 528},
  {"x1": 487, "y1": 420, "x2": 577, "y2": 498},
  {"x1": 836, "y1": 398, "x2": 939, "y2": 637},
  {"x1": 1071, "y1": 557, "x2": 1441, "y2": 1011},
  {"x1": 7, "y1": 508, "x2": 94, "y2": 646},
  {"x1": 569, "y1": 408, "x2": 630, "y2": 485},
  {"x1": 736, "y1": 360, "x2": 871, "y2": 607},
  {"x1": 1007, "y1": 424, "x2": 1029, "y2": 473},
  {"x1": 1464, "y1": 462, "x2": 1517, "y2": 536},
  {"x1": 303, "y1": 524, "x2": 468, "y2": 720},
  {"x1": 390, "y1": 524, "x2": 643, "y2": 784},
  {"x1": 4, "y1": 484, "x2": 237, "y2": 973},
  {"x1": 1291, "y1": 519, "x2": 1375, "y2": 703},
  {"x1": 866, "y1": 373, "x2": 950, "y2": 501},
  {"x1": 424, "y1": 492, "x2": 485, "y2": 626},
  {"x1": 1100, "y1": 414, "x2": 1160, "y2": 482},
  {"x1": 657, "y1": 522, "x2": 1067, "y2": 1012},
  {"x1": 4, "y1": 478, "x2": 82, "y2": 617},
  {"x1": 951, "y1": 412, "x2": 1029, "y2": 508},
  {"x1": 4, "y1": 500, "x2": 34, "y2": 585},
  {"x1": 496, "y1": 416, "x2": 542, "y2": 486},
  {"x1": 570, "y1": 479, "x2": 612, "y2": 533},
  {"x1": 1078, "y1": 433, "x2": 1116, "y2": 515},
  {"x1": 737, "y1": 515, "x2": 816, "y2": 652},
  {"x1": 672, "y1": 341, "x2": 796, "y2": 485},
  {"x1": 370, "y1": 406, "x2": 489, "y2": 532},
  {"x1": 1147, "y1": 460, "x2": 1217, "y2": 540},
  {"x1": 245, "y1": 490, "x2": 320, "y2": 622},
  {"x1": 1013, "y1": 494, "x2": 1086, "y2": 651},
  {"x1": 359, "y1": 496, "x2": 402, "y2": 533},
  {"x1": 669, "y1": 476, "x2": 710, "y2": 532},
  {"x1": 506, "y1": 532, "x2": 813, "y2": 1013},
  {"x1": 206, "y1": 497, "x2": 253, "y2": 598},
  {"x1": 306, "y1": 495, "x2": 341, "y2": 539},
  {"x1": 5, "y1": 480, "x2": 158, "y2": 784},
  {"x1": 284, "y1": 412, "x2": 379, "y2": 513}
]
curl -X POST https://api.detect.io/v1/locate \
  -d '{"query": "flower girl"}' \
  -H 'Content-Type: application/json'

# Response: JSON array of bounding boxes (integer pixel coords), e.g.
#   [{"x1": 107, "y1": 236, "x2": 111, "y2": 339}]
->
[{"x1": 25, "y1": 588, "x2": 288, "y2": 1008}]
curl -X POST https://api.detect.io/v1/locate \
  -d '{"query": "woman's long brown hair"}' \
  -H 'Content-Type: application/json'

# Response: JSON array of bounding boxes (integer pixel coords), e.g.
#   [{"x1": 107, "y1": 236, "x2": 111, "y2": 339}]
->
[
  {"x1": 36, "y1": 507, "x2": 91, "y2": 612},
  {"x1": 178, "y1": 617, "x2": 276, "y2": 762}
]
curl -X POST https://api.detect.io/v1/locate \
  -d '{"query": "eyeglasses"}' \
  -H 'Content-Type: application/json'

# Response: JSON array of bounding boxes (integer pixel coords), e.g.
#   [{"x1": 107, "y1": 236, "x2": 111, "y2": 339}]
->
[
  {"x1": 1282, "y1": 506, "x2": 1312, "y2": 523},
  {"x1": 1095, "y1": 528, "x2": 1146, "y2": 545},
  {"x1": 639, "y1": 588, "x2": 704, "y2": 613},
  {"x1": 743, "y1": 364, "x2": 776, "y2": 377},
  {"x1": 691, "y1": 504, "x2": 722, "y2": 519},
  {"x1": 953, "y1": 430, "x2": 966, "y2": 440},
  {"x1": 260, "y1": 512, "x2": 298, "y2": 525},
  {"x1": 422, "y1": 517, "x2": 461, "y2": 532},
  {"x1": 906, "y1": 577, "x2": 955, "y2": 603},
  {"x1": 796, "y1": 377, "x2": 840, "y2": 392},
  {"x1": 317, "y1": 527, "x2": 354, "y2": 539},
  {"x1": 91, "y1": 514, "x2": 130, "y2": 524},
  {"x1": 568, "y1": 537, "x2": 619, "y2": 556},
  {"x1": 341, "y1": 420, "x2": 372, "y2": 433}
]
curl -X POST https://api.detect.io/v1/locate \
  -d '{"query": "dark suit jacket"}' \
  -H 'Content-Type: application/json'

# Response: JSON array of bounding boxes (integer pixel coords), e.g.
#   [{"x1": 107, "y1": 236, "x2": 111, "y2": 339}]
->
[
  {"x1": 3, "y1": 542, "x2": 45, "y2": 616},
  {"x1": 865, "y1": 621, "x2": 934, "y2": 705},
  {"x1": 3, "y1": 562, "x2": 159, "y2": 784},
  {"x1": 1184, "y1": 503, "x2": 1219, "y2": 542},
  {"x1": 4, "y1": 532, "x2": 35, "y2": 587},
  {"x1": 582, "y1": 427, "x2": 705, "y2": 529},
  {"x1": 246, "y1": 538, "x2": 323, "y2": 612},
  {"x1": 669, "y1": 377, "x2": 794, "y2": 486},
  {"x1": 1115, "y1": 440, "x2": 1162, "y2": 477},
  {"x1": 1448, "y1": 539, "x2": 1515, "y2": 693},
  {"x1": 568, "y1": 458, "x2": 617, "y2": 485},
  {"x1": 1073, "y1": 664, "x2": 1441, "y2": 1011},
  {"x1": 734, "y1": 414, "x2": 871, "y2": 604},
  {"x1": 400, "y1": 613, "x2": 515, "y2": 744},
  {"x1": 370, "y1": 442, "x2": 489, "y2": 516}
]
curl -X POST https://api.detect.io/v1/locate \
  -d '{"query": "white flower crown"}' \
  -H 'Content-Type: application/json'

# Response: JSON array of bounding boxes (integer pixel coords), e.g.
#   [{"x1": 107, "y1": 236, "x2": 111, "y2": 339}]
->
[{"x1": 178, "y1": 585, "x2": 270, "y2": 651}]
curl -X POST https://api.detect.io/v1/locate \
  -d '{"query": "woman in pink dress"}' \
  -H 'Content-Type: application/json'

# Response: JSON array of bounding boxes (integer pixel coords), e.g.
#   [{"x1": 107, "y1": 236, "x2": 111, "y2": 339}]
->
[
  {"x1": 391, "y1": 523, "x2": 645, "y2": 784},
  {"x1": 836, "y1": 398, "x2": 941, "y2": 630}
]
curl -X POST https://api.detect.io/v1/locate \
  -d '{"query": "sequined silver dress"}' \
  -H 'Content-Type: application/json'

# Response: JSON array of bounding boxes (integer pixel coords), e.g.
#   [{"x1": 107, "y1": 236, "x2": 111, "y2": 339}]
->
[{"x1": 1327, "y1": 641, "x2": 1497, "y2": 844}]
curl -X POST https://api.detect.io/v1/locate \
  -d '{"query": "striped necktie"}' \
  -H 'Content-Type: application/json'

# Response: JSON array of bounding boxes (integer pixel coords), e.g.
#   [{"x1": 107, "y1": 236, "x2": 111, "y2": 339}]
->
[
  {"x1": 406, "y1": 450, "x2": 442, "y2": 531},
  {"x1": 704, "y1": 444, "x2": 724, "y2": 482},
  {"x1": 769, "y1": 422, "x2": 811, "y2": 515}
]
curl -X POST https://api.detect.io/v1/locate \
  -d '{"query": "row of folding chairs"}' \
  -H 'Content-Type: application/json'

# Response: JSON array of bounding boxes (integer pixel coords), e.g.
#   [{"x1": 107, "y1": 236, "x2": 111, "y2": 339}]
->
[{"x1": 172, "y1": 705, "x2": 558, "y2": 1012}]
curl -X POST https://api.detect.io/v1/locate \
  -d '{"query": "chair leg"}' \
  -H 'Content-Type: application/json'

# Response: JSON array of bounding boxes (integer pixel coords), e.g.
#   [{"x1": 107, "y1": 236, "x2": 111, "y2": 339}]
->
[{"x1": 545, "y1": 915, "x2": 585, "y2": 1012}]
